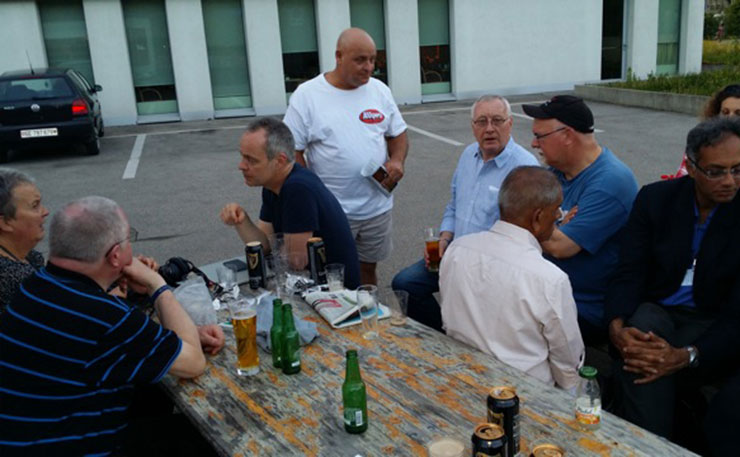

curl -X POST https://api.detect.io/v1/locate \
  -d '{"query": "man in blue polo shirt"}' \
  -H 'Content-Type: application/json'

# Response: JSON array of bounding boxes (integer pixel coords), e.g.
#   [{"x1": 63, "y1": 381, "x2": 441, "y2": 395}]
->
[
  {"x1": 523, "y1": 95, "x2": 638, "y2": 344},
  {"x1": 392, "y1": 95, "x2": 539, "y2": 332},
  {"x1": 220, "y1": 118, "x2": 360, "y2": 289},
  {"x1": 0, "y1": 196, "x2": 206, "y2": 456}
]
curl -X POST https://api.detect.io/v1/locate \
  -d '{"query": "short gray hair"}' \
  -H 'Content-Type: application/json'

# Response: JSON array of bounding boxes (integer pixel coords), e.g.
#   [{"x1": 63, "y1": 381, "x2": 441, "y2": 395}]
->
[
  {"x1": 471, "y1": 95, "x2": 512, "y2": 119},
  {"x1": 245, "y1": 117, "x2": 296, "y2": 161},
  {"x1": 499, "y1": 166, "x2": 561, "y2": 221},
  {"x1": 0, "y1": 168, "x2": 35, "y2": 219},
  {"x1": 49, "y1": 196, "x2": 127, "y2": 262},
  {"x1": 685, "y1": 117, "x2": 740, "y2": 163}
]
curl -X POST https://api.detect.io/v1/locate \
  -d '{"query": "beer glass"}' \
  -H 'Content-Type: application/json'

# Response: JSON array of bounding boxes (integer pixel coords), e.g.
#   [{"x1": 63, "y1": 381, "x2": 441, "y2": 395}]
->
[
  {"x1": 425, "y1": 227, "x2": 441, "y2": 273},
  {"x1": 325, "y1": 263, "x2": 345, "y2": 292},
  {"x1": 382, "y1": 288, "x2": 408, "y2": 326},
  {"x1": 356, "y1": 285, "x2": 379, "y2": 340},
  {"x1": 427, "y1": 437, "x2": 465, "y2": 457},
  {"x1": 228, "y1": 298, "x2": 259, "y2": 376}
]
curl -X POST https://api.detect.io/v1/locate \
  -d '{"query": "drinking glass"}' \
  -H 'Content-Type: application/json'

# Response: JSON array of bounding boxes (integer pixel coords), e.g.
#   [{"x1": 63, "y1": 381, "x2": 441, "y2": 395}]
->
[
  {"x1": 228, "y1": 298, "x2": 259, "y2": 376},
  {"x1": 427, "y1": 437, "x2": 465, "y2": 457},
  {"x1": 425, "y1": 227, "x2": 441, "y2": 273},
  {"x1": 382, "y1": 288, "x2": 409, "y2": 326},
  {"x1": 356, "y1": 285, "x2": 379, "y2": 340},
  {"x1": 217, "y1": 264, "x2": 238, "y2": 301},
  {"x1": 325, "y1": 263, "x2": 345, "y2": 292}
]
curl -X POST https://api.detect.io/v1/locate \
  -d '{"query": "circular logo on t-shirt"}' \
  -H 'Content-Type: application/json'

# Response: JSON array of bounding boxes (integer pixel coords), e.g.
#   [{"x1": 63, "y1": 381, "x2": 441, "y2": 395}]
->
[{"x1": 359, "y1": 109, "x2": 385, "y2": 124}]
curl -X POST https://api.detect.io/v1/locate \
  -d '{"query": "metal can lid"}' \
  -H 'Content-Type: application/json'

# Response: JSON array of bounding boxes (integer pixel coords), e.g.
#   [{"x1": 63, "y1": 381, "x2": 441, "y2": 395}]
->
[
  {"x1": 532, "y1": 443, "x2": 565, "y2": 457},
  {"x1": 246, "y1": 241, "x2": 262, "y2": 247},
  {"x1": 474, "y1": 423, "x2": 505, "y2": 440},
  {"x1": 489, "y1": 386, "x2": 516, "y2": 399},
  {"x1": 579, "y1": 366, "x2": 598, "y2": 379}
]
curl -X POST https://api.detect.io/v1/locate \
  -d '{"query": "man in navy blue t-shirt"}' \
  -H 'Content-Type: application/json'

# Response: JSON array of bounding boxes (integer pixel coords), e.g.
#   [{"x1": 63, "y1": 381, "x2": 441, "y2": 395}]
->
[
  {"x1": 220, "y1": 118, "x2": 360, "y2": 289},
  {"x1": 523, "y1": 96, "x2": 638, "y2": 344}
]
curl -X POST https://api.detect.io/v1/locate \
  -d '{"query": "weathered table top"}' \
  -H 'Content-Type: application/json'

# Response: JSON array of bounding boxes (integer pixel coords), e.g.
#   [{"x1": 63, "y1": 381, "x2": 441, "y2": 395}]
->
[{"x1": 160, "y1": 293, "x2": 697, "y2": 456}]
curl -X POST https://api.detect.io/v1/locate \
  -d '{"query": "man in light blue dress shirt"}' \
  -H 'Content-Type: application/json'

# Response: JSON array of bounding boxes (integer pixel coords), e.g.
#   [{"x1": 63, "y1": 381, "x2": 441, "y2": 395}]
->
[{"x1": 392, "y1": 95, "x2": 539, "y2": 332}]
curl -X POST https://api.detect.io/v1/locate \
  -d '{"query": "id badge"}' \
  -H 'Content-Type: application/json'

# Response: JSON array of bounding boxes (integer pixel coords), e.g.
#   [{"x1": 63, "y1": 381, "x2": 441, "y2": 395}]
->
[{"x1": 681, "y1": 267, "x2": 694, "y2": 287}]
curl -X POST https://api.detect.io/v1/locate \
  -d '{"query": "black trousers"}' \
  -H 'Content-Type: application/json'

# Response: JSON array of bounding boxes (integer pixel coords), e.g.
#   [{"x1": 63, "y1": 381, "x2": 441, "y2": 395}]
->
[
  {"x1": 704, "y1": 367, "x2": 740, "y2": 456},
  {"x1": 613, "y1": 302, "x2": 715, "y2": 438}
]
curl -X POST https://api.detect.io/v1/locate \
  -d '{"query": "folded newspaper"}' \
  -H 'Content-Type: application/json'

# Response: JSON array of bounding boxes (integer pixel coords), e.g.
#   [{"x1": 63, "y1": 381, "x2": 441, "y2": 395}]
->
[{"x1": 302, "y1": 289, "x2": 391, "y2": 329}]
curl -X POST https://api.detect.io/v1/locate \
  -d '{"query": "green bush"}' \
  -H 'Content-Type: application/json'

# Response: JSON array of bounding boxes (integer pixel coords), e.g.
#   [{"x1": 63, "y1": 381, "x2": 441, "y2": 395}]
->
[
  {"x1": 607, "y1": 66, "x2": 740, "y2": 96},
  {"x1": 727, "y1": 0, "x2": 740, "y2": 37}
]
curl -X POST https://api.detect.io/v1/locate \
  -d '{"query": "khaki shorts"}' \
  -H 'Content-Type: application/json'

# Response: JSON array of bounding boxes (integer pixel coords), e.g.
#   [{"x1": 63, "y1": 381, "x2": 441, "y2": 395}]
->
[{"x1": 348, "y1": 210, "x2": 392, "y2": 263}]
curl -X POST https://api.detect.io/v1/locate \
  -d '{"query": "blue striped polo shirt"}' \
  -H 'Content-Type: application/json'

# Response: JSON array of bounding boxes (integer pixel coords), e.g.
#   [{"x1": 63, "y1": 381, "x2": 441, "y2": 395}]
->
[{"x1": 0, "y1": 263, "x2": 182, "y2": 456}]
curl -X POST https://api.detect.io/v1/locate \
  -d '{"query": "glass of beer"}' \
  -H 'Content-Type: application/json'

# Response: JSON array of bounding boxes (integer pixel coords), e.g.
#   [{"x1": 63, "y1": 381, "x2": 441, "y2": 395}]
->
[
  {"x1": 228, "y1": 298, "x2": 259, "y2": 376},
  {"x1": 326, "y1": 263, "x2": 345, "y2": 292},
  {"x1": 425, "y1": 227, "x2": 441, "y2": 273}
]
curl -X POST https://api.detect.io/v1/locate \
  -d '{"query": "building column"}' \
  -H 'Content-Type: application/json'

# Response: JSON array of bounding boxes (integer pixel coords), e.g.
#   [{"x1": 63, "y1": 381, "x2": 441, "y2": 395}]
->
[
  {"x1": 625, "y1": 0, "x2": 659, "y2": 78},
  {"x1": 315, "y1": 0, "x2": 351, "y2": 73},
  {"x1": 384, "y1": 0, "x2": 421, "y2": 105},
  {"x1": 679, "y1": 0, "x2": 704, "y2": 74},
  {"x1": 0, "y1": 1, "x2": 46, "y2": 74},
  {"x1": 243, "y1": 0, "x2": 286, "y2": 115},
  {"x1": 164, "y1": 0, "x2": 214, "y2": 121},
  {"x1": 82, "y1": 0, "x2": 137, "y2": 127}
]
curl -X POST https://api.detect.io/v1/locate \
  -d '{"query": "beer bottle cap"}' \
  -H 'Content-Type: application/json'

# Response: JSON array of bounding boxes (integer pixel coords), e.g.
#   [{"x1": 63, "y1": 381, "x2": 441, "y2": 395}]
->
[{"x1": 579, "y1": 366, "x2": 598, "y2": 379}]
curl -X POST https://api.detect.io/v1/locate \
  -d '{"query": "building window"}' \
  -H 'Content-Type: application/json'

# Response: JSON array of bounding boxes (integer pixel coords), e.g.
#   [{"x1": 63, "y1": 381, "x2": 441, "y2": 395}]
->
[
  {"x1": 202, "y1": 0, "x2": 252, "y2": 111},
  {"x1": 122, "y1": 0, "x2": 178, "y2": 116},
  {"x1": 601, "y1": 0, "x2": 625, "y2": 80},
  {"x1": 38, "y1": 0, "x2": 95, "y2": 84},
  {"x1": 657, "y1": 0, "x2": 681, "y2": 75},
  {"x1": 418, "y1": 0, "x2": 451, "y2": 95},
  {"x1": 350, "y1": 0, "x2": 387, "y2": 84},
  {"x1": 278, "y1": 0, "x2": 320, "y2": 94}
]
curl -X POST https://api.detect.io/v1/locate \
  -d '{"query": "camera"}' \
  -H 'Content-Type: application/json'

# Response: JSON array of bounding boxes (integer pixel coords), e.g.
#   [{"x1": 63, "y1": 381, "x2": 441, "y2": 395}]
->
[{"x1": 158, "y1": 257, "x2": 223, "y2": 295}]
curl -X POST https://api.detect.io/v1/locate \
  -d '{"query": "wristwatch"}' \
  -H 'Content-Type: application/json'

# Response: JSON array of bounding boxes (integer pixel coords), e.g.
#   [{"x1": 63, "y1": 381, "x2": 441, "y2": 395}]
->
[{"x1": 685, "y1": 345, "x2": 699, "y2": 368}]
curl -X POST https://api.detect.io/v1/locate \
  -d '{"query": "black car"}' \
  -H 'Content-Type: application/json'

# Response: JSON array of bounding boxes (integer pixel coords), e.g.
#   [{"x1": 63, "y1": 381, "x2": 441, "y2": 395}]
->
[{"x1": 0, "y1": 68, "x2": 104, "y2": 163}]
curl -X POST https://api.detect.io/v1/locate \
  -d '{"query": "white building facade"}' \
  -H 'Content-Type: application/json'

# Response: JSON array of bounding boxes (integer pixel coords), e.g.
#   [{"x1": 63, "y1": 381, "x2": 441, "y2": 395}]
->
[{"x1": 0, "y1": 0, "x2": 704, "y2": 127}]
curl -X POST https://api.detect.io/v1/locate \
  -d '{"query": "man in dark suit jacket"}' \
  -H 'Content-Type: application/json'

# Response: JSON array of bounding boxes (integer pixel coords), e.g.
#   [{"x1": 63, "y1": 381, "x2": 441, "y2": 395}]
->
[{"x1": 605, "y1": 118, "x2": 740, "y2": 453}]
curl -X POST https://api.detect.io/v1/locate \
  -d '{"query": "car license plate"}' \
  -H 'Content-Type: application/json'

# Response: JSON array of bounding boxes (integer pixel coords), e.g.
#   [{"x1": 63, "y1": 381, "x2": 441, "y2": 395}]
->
[{"x1": 20, "y1": 128, "x2": 58, "y2": 139}]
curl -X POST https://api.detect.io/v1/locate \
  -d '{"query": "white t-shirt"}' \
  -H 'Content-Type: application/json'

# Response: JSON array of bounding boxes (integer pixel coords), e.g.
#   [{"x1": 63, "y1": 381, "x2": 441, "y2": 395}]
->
[{"x1": 283, "y1": 74, "x2": 407, "y2": 220}]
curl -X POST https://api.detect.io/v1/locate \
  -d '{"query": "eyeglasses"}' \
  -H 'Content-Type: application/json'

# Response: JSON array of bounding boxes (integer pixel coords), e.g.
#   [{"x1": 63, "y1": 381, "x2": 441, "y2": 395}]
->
[
  {"x1": 533, "y1": 126, "x2": 568, "y2": 141},
  {"x1": 105, "y1": 226, "x2": 138, "y2": 257},
  {"x1": 688, "y1": 157, "x2": 740, "y2": 180},
  {"x1": 472, "y1": 116, "x2": 510, "y2": 128}
]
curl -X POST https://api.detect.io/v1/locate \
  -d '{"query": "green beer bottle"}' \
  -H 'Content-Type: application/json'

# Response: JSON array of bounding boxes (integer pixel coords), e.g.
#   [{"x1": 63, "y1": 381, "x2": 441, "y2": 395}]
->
[
  {"x1": 281, "y1": 304, "x2": 301, "y2": 374},
  {"x1": 342, "y1": 349, "x2": 368, "y2": 433},
  {"x1": 270, "y1": 299, "x2": 284, "y2": 368}
]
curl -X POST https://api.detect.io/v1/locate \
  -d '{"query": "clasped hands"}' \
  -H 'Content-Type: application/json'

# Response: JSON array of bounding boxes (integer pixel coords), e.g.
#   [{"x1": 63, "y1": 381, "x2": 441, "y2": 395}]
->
[{"x1": 609, "y1": 318, "x2": 689, "y2": 384}]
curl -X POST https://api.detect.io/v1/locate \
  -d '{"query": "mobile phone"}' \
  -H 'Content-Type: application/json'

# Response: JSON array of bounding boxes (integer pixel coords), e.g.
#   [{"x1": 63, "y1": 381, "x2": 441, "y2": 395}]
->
[{"x1": 223, "y1": 259, "x2": 247, "y2": 272}]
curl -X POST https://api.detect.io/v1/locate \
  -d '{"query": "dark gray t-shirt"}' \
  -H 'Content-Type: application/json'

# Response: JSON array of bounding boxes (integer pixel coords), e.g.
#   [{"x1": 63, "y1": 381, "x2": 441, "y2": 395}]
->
[{"x1": 0, "y1": 249, "x2": 44, "y2": 313}]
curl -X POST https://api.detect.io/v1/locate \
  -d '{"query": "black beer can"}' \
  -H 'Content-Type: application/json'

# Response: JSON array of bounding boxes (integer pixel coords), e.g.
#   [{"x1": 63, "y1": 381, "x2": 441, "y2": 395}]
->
[
  {"x1": 472, "y1": 423, "x2": 507, "y2": 457},
  {"x1": 530, "y1": 443, "x2": 565, "y2": 457},
  {"x1": 245, "y1": 241, "x2": 266, "y2": 290},
  {"x1": 487, "y1": 386, "x2": 520, "y2": 457},
  {"x1": 307, "y1": 237, "x2": 327, "y2": 285}
]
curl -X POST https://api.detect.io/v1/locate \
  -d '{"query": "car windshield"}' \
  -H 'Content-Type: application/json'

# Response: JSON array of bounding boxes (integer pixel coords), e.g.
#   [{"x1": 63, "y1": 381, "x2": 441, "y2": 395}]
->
[{"x1": 0, "y1": 77, "x2": 74, "y2": 102}]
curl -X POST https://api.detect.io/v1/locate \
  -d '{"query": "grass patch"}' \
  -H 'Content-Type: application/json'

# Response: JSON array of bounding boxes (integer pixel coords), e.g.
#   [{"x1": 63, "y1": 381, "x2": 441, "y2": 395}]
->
[
  {"x1": 606, "y1": 66, "x2": 740, "y2": 96},
  {"x1": 703, "y1": 40, "x2": 740, "y2": 65}
]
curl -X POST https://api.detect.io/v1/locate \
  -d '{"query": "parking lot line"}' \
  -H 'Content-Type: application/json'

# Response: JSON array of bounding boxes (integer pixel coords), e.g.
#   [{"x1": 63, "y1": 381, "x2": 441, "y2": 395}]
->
[
  {"x1": 406, "y1": 125, "x2": 464, "y2": 147},
  {"x1": 122, "y1": 134, "x2": 146, "y2": 180}
]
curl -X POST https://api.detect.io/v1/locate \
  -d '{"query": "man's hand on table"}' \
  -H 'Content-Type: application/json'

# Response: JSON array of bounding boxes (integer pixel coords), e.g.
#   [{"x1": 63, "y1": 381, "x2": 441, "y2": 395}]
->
[
  {"x1": 220, "y1": 203, "x2": 248, "y2": 226},
  {"x1": 198, "y1": 324, "x2": 225, "y2": 355}
]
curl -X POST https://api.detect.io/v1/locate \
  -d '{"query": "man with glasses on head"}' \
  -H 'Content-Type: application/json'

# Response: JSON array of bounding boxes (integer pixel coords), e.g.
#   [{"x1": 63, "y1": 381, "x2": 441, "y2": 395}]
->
[
  {"x1": 605, "y1": 118, "x2": 740, "y2": 452},
  {"x1": 0, "y1": 196, "x2": 206, "y2": 456},
  {"x1": 523, "y1": 95, "x2": 638, "y2": 345},
  {"x1": 392, "y1": 95, "x2": 538, "y2": 332}
]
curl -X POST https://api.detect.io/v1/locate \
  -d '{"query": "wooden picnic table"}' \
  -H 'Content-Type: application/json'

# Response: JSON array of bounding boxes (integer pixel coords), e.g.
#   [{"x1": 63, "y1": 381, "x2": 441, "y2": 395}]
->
[{"x1": 160, "y1": 289, "x2": 697, "y2": 456}]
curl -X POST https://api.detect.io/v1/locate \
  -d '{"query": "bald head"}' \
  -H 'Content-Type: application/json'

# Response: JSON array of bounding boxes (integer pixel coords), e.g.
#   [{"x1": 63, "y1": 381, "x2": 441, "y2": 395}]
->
[
  {"x1": 329, "y1": 28, "x2": 376, "y2": 90},
  {"x1": 336, "y1": 27, "x2": 375, "y2": 52},
  {"x1": 498, "y1": 166, "x2": 562, "y2": 241}
]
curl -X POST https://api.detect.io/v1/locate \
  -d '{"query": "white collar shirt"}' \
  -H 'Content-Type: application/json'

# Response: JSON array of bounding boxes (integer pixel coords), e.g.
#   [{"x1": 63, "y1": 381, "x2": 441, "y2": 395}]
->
[{"x1": 439, "y1": 221, "x2": 584, "y2": 390}]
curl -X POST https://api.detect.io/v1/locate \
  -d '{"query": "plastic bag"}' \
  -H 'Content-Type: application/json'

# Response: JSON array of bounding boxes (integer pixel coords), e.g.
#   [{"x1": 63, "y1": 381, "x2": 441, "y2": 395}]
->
[{"x1": 173, "y1": 277, "x2": 217, "y2": 325}]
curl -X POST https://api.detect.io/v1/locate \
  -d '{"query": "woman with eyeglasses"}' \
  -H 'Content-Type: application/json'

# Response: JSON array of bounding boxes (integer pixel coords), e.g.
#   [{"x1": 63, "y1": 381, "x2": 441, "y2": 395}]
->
[
  {"x1": 0, "y1": 168, "x2": 49, "y2": 314},
  {"x1": 668, "y1": 84, "x2": 740, "y2": 179}
]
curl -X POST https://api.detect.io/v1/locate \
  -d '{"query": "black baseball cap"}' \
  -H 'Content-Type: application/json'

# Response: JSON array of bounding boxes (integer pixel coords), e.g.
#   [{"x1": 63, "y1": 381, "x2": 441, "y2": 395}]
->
[{"x1": 522, "y1": 95, "x2": 595, "y2": 134}]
